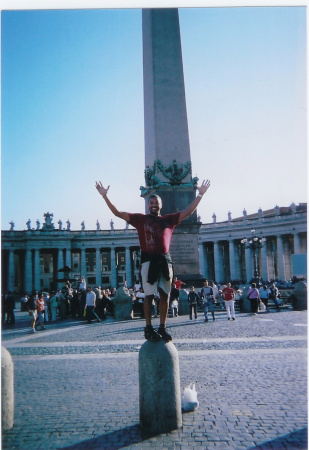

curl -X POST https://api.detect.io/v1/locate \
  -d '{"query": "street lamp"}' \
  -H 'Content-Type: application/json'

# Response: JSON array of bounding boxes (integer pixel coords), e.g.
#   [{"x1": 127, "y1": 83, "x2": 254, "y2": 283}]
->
[{"x1": 241, "y1": 229, "x2": 266, "y2": 279}]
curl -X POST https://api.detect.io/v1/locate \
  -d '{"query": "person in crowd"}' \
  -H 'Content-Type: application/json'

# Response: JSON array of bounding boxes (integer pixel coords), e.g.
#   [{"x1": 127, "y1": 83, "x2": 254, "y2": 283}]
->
[
  {"x1": 20, "y1": 293, "x2": 29, "y2": 311},
  {"x1": 27, "y1": 294, "x2": 38, "y2": 333},
  {"x1": 4, "y1": 291, "x2": 15, "y2": 325},
  {"x1": 95, "y1": 178, "x2": 210, "y2": 342},
  {"x1": 49, "y1": 291, "x2": 58, "y2": 321},
  {"x1": 43, "y1": 292, "x2": 50, "y2": 323},
  {"x1": 259, "y1": 285, "x2": 270, "y2": 311},
  {"x1": 70, "y1": 289, "x2": 79, "y2": 318},
  {"x1": 170, "y1": 283, "x2": 180, "y2": 317},
  {"x1": 79, "y1": 276, "x2": 86, "y2": 291},
  {"x1": 136, "y1": 288, "x2": 145, "y2": 318},
  {"x1": 222, "y1": 282, "x2": 236, "y2": 320},
  {"x1": 152, "y1": 294, "x2": 158, "y2": 318},
  {"x1": 56, "y1": 289, "x2": 66, "y2": 319},
  {"x1": 188, "y1": 286, "x2": 199, "y2": 320},
  {"x1": 200, "y1": 279, "x2": 216, "y2": 322},
  {"x1": 173, "y1": 277, "x2": 186, "y2": 291},
  {"x1": 269, "y1": 283, "x2": 281, "y2": 311},
  {"x1": 247, "y1": 282, "x2": 260, "y2": 315},
  {"x1": 36, "y1": 293, "x2": 46, "y2": 330},
  {"x1": 85, "y1": 286, "x2": 97, "y2": 324}
]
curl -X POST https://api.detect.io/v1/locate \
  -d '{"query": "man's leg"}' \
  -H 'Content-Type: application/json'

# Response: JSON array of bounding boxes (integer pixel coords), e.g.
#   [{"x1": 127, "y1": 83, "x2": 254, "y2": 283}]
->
[
  {"x1": 144, "y1": 295, "x2": 161, "y2": 341},
  {"x1": 144, "y1": 295, "x2": 154, "y2": 326},
  {"x1": 157, "y1": 289, "x2": 172, "y2": 342}
]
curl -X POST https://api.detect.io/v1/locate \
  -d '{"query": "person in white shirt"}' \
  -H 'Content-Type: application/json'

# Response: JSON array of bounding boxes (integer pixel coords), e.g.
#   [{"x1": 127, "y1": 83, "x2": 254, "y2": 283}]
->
[{"x1": 85, "y1": 286, "x2": 96, "y2": 324}]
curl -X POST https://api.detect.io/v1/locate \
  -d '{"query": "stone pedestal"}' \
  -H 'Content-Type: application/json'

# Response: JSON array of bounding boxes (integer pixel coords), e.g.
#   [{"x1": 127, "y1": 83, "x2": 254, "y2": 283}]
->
[
  {"x1": 112, "y1": 287, "x2": 133, "y2": 320},
  {"x1": 139, "y1": 340, "x2": 182, "y2": 434},
  {"x1": 2, "y1": 347, "x2": 14, "y2": 430},
  {"x1": 178, "y1": 289, "x2": 189, "y2": 316}
]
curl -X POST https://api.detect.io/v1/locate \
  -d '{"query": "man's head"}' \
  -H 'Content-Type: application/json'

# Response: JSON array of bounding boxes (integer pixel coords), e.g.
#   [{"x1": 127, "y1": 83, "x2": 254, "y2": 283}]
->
[
  {"x1": 148, "y1": 194, "x2": 162, "y2": 216},
  {"x1": 204, "y1": 279, "x2": 208, "y2": 287}
]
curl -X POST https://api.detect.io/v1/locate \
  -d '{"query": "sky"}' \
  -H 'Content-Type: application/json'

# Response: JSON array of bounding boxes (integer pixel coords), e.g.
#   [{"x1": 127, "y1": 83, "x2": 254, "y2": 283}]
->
[{"x1": 1, "y1": 2, "x2": 307, "y2": 231}]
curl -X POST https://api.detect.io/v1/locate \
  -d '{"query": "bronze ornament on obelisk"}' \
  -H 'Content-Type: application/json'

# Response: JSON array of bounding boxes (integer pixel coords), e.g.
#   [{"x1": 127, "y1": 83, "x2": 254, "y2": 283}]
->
[{"x1": 141, "y1": 8, "x2": 202, "y2": 281}]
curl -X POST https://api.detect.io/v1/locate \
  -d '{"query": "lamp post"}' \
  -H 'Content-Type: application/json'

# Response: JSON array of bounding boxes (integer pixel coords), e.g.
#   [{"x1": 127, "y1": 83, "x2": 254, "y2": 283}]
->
[{"x1": 241, "y1": 229, "x2": 266, "y2": 281}]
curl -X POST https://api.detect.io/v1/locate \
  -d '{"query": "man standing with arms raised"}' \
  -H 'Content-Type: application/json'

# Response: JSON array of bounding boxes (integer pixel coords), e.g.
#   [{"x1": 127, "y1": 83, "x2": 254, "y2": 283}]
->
[{"x1": 95, "y1": 179, "x2": 210, "y2": 342}]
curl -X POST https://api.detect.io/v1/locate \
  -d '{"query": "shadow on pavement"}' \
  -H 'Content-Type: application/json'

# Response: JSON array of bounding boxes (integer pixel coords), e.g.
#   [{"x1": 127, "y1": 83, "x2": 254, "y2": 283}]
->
[
  {"x1": 62, "y1": 424, "x2": 145, "y2": 449},
  {"x1": 247, "y1": 427, "x2": 308, "y2": 449}
]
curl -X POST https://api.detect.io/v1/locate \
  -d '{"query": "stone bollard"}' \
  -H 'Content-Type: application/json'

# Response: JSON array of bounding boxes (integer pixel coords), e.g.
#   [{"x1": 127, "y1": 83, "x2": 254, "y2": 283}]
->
[
  {"x1": 113, "y1": 287, "x2": 133, "y2": 320},
  {"x1": 1, "y1": 347, "x2": 14, "y2": 430},
  {"x1": 292, "y1": 281, "x2": 307, "y2": 311},
  {"x1": 177, "y1": 289, "x2": 188, "y2": 316},
  {"x1": 139, "y1": 340, "x2": 182, "y2": 435}
]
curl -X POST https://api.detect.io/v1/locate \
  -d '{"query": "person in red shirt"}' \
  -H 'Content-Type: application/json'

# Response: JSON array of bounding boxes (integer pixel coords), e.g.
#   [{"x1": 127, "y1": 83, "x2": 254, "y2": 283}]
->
[
  {"x1": 95, "y1": 179, "x2": 210, "y2": 342},
  {"x1": 173, "y1": 277, "x2": 186, "y2": 290},
  {"x1": 222, "y1": 282, "x2": 236, "y2": 320}
]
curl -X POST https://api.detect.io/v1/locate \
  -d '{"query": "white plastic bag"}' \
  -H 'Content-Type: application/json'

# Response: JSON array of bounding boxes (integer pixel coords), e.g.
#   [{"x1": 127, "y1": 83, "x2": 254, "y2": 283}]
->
[{"x1": 181, "y1": 382, "x2": 199, "y2": 411}]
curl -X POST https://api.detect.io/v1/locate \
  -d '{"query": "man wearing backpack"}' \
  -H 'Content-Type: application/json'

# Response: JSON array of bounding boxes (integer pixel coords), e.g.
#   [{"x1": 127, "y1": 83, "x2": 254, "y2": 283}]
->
[{"x1": 200, "y1": 279, "x2": 216, "y2": 322}]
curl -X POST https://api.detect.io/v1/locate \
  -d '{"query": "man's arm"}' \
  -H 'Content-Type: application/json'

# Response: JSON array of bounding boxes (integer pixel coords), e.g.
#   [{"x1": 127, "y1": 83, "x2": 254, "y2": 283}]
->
[
  {"x1": 95, "y1": 181, "x2": 130, "y2": 222},
  {"x1": 179, "y1": 179, "x2": 210, "y2": 223}
]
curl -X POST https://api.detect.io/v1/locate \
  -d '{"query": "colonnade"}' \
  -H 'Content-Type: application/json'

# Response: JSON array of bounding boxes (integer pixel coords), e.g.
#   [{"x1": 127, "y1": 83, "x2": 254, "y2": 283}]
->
[
  {"x1": 3, "y1": 245, "x2": 140, "y2": 294},
  {"x1": 198, "y1": 232, "x2": 305, "y2": 284}
]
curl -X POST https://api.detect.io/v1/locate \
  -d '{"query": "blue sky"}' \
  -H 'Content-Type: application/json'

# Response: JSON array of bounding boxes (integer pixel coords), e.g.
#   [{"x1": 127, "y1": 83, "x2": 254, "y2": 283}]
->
[{"x1": 1, "y1": 4, "x2": 307, "y2": 231}]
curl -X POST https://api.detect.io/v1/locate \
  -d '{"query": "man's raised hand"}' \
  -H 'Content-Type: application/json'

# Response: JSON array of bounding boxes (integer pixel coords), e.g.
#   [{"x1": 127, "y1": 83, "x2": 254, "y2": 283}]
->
[
  {"x1": 95, "y1": 181, "x2": 110, "y2": 197},
  {"x1": 197, "y1": 179, "x2": 210, "y2": 196}
]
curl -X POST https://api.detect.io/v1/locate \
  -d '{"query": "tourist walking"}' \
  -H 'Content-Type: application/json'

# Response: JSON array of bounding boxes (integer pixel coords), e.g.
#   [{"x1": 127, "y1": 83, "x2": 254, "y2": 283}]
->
[
  {"x1": 170, "y1": 283, "x2": 180, "y2": 317},
  {"x1": 5, "y1": 291, "x2": 15, "y2": 325},
  {"x1": 27, "y1": 294, "x2": 37, "y2": 333},
  {"x1": 222, "y1": 282, "x2": 236, "y2": 320},
  {"x1": 36, "y1": 293, "x2": 46, "y2": 330},
  {"x1": 85, "y1": 286, "x2": 97, "y2": 324},
  {"x1": 247, "y1": 283, "x2": 260, "y2": 315},
  {"x1": 95, "y1": 178, "x2": 210, "y2": 342},
  {"x1": 188, "y1": 286, "x2": 199, "y2": 320},
  {"x1": 200, "y1": 279, "x2": 216, "y2": 322}
]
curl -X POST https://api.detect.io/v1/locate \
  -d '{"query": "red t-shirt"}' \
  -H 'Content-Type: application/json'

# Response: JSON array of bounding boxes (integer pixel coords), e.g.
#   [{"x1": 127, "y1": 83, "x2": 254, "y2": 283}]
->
[
  {"x1": 222, "y1": 287, "x2": 235, "y2": 301},
  {"x1": 128, "y1": 212, "x2": 180, "y2": 254},
  {"x1": 174, "y1": 280, "x2": 183, "y2": 290}
]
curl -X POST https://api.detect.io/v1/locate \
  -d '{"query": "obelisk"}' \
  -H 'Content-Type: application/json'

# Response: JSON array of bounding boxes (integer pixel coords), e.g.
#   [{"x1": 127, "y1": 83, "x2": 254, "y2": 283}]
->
[{"x1": 142, "y1": 8, "x2": 202, "y2": 280}]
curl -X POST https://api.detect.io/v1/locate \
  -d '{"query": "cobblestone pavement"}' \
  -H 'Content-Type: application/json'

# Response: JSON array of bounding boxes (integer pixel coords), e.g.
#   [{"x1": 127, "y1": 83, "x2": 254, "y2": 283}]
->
[{"x1": 2, "y1": 307, "x2": 307, "y2": 449}]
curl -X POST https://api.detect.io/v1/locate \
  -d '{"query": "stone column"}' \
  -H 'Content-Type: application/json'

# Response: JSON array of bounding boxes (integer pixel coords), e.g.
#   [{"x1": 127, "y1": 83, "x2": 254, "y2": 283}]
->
[
  {"x1": 125, "y1": 247, "x2": 133, "y2": 288},
  {"x1": 25, "y1": 249, "x2": 33, "y2": 293},
  {"x1": 228, "y1": 240, "x2": 236, "y2": 281},
  {"x1": 277, "y1": 235, "x2": 286, "y2": 281},
  {"x1": 110, "y1": 247, "x2": 117, "y2": 288},
  {"x1": 294, "y1": 233, "x2": 301, "y2": 254},
  {"x1": 142, "y1": 8, "x2": 191, "y2": 178},
  {"x1": 34, "y1": 249, "x2": 40, "y2": 291},
  {"x1": 199, "y1": 243, "x2": 206, "y2": 278},
  {"x1": 96, "y1": 248, "x2": 101, "y2": 287},
  {"x1": 65, "y1": 248, "x2": 71, "y2": 267},
  {"x1": 8, "y1": 250, "x2": 15, "y2": 292},
  {"x1": 213, "y1": 241, "x2": 222, "y2": 284},
  {"x1": 261, "y1": 241, "x2": 269, "y2": 282},
  {"x1": 245, "y1": 247, "x2": 252, "y2": 283},
  {"x1": 80, "y1": 248, "x2": 87, "y2": 281},
  {"x1": 57, "y1": 249, "x2": 64, "y2": 289}
]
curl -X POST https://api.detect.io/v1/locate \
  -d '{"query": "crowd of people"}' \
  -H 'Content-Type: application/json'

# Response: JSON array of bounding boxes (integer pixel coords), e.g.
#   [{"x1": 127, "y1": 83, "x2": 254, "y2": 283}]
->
[{"x1": 2, "y1": 276, "x2": 288, "y2": 334}]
